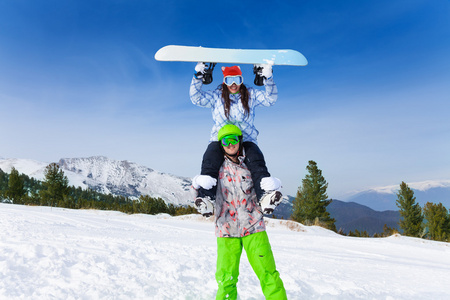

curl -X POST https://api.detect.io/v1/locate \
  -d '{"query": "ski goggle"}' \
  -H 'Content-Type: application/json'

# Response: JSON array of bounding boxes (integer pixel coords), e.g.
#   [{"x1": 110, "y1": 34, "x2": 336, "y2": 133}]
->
[
  {"x1": 223, "y1": 75, "x2": 243, "y2": 86},
  {"x1": 221, "y1": 135, "x2": 240, "y2": 147}
]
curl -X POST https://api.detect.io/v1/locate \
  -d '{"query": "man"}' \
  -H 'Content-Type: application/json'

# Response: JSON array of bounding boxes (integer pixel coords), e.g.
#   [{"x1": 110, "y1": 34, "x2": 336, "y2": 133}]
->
[{"x1": 192, "y1": 124, "x2": 287, "y2": 300}]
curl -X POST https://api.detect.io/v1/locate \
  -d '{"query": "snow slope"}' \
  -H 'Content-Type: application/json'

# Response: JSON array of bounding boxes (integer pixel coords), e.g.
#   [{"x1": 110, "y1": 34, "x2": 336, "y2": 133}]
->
[
  {"x1": 0, "y1": 158, "x2": 48, "y2": 181},
  {"x1": 1, "y1": 204, "x2": 449, "y2": 299}
]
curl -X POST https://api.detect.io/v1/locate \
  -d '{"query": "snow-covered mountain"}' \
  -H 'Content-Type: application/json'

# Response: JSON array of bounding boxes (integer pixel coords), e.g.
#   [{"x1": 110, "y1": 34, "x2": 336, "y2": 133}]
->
[
  {"x1": 345, "y1": 180, "x2": 450, "y2": 211},
  {"x1": 0, "y1": 158, "x2": 48, "y2": 181},
  {"x1": 0, "y1": 156, "x2": 194, "y2": 206},
  {"x1": 2, "y1": 156, "x2": 449, "y2": 211}
]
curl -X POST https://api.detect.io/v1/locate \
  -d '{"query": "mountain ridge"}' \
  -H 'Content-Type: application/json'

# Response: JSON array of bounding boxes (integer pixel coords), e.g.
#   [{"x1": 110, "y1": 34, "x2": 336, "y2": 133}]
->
[
  {"x1": 2, "y1": 155, "x2": 448, "y2": 234},
  {"x1": 274, "y1": 197, "x2": 400, "y2": 235},
  {"x1": 0, "y1": 156, "x2": 194, "y2": 206},
  {"x1": 345, "y1": 183, "x2": 450, "y2": 211}
]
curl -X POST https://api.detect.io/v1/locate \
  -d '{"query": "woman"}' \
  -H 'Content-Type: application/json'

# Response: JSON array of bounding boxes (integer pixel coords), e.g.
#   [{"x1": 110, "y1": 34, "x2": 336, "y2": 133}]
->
[{"x1": 190, "y1": 63, "x2": 282, "y2": 208}]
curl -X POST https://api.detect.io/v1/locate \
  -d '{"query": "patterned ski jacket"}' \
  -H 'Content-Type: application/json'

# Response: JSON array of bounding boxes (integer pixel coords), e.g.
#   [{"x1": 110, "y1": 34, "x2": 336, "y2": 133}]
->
[
  {"x1": 189, "y1": 77, "x2": 278, "y2": 144},
  {"x1": 215, "y1": 155, "x2": 266, "y2": 238}
]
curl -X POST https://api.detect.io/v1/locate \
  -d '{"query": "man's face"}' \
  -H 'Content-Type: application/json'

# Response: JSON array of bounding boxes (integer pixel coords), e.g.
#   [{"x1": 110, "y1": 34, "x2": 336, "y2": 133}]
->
[
  {"x1": 221, "y1": 134, "x2": 240, "y2": 158},
  {"x1": 223, "y1": 142, "x2": 239, "y2": 157}
]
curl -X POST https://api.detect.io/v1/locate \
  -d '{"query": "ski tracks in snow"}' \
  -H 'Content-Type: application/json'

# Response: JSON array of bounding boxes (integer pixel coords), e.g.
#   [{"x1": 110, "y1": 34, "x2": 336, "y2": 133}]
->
[
  {"x1": 1, "y1": 204, "x2": 450, "y2": 299},
  {"x1": 0, "y1": 205, "x2": 218, "y2": 299}
]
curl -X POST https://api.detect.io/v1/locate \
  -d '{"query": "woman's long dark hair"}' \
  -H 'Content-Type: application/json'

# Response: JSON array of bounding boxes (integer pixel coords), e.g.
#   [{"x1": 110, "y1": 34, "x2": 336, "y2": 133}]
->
[{"x1": 221, "y1": 83, "x2": 250, "y2": 118}]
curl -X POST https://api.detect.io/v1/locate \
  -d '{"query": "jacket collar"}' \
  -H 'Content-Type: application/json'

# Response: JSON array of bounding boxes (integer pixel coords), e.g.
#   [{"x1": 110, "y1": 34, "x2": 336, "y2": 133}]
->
[{"x1": 224, "y1": 149, "x2": 246, "y2": 165}]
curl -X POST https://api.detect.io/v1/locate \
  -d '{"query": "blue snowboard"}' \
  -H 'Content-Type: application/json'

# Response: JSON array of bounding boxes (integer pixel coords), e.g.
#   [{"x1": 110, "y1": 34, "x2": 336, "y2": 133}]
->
[{"x1": 154, "y1": 45, "x2": 308, "y2": 66}]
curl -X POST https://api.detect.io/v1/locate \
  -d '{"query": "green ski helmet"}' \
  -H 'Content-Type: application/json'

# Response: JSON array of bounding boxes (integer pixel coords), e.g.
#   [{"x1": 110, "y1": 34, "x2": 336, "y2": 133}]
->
[{"x1": 217, "y1": 124, "x2": 242, "y2": 141}]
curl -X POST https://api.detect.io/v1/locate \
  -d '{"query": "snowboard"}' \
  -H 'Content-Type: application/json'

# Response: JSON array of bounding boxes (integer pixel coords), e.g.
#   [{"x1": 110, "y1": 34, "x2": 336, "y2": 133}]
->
[{"x1": 154, "y1": 45, "x2": 308, "y2": 66}]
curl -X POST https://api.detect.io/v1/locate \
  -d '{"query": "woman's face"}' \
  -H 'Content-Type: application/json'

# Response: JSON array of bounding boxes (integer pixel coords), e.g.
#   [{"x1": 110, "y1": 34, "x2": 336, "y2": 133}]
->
[
  {"x1": 223, "y1": 75, "x2": 243, "y2": 94},
  {"x1": 226, "y1": 83, "x2": 241, "y2": 94}
]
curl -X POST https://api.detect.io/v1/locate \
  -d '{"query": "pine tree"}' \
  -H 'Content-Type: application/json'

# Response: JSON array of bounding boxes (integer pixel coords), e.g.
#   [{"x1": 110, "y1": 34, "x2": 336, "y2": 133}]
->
[
  {"x1": 423, "y1": 202, "x2": 450, "y2": 242},
  {"x1": 0, "y1": 169, "x2": 9, "y2": 200},
  {"x1": 6, "y1": 167, "x2": 26, "y2": 204},
  {"x1": 291, "y1": 160, "x2": 336, "y2": 231},
  {"x1": 396, "y1": 182, "x2": 424, "y2": 237},
  {"x1": 40, "y1": 163, "x2": 69, "y2": 207}
]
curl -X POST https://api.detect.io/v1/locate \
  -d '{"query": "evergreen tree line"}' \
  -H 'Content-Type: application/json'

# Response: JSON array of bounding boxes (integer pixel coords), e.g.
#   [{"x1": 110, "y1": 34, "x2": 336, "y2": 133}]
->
[
  {"x1": 290, "y1": 160, "x2": 450, "y2": 242},
  {"x1": 0, "y1": 164, "x2": 197, "y2": 216},
  {"x1": 396, "y1": 181, "x2": 450, "y2": 242},
  {"x1": 2, "y1": 162, "x2": 449, "y2": 242}
]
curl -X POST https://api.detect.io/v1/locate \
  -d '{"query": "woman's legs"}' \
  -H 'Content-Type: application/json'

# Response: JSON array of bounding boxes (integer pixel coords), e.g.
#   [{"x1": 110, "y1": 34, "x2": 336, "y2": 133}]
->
[
  {"x1": 242, "y1": 142, "x2": 270, "y2": 201},
  {"x1": 199, "y1": 141, "x2": 224, "y2": 200}
]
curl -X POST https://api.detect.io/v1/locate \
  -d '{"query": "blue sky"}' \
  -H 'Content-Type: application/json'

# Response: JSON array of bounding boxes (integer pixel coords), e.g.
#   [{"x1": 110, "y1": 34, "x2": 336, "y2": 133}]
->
[{"x1": 1, "y1": 0, "x2": 449, "y2": 199}]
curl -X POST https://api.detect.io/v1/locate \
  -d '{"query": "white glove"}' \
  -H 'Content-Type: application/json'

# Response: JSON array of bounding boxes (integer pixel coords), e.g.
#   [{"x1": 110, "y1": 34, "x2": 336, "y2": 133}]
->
[
  {"x1": 260, "y1": 177, "x2": 282, "y2": 191},
  {"x1": 260, "y1": 191, "x2": 283, "y2": 214},
  {"x1": 255, "y1": 63, "x2": 273, "y2": 79},
  {"x1": 192, "y1": 175, "x2": 217, "y2": 190},
  {"x1": 195, "y1": 62, "x2": 207, "y2": 74},
  {"x1": 194, "y1": 197, "x2": 214, "y2": 217}
]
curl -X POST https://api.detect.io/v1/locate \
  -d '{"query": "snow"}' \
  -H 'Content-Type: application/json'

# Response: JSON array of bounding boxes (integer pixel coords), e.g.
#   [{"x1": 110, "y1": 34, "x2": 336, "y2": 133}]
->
[
  {"x1": 1, "y1": 204, "x2": 449, "y2": 299},
  {"x1": 0, "y1": 156, "x2": 193, "y2": 205},
  {"x1": 408, "y1": 179, "x2": 450, "y2": 191},
  {"x1": 0, "y1": 158, "x2": 48, "y2": 181},
  {"x1": 0, "y1": 157, "x2": 91, "y2": 189},
  {"x1": 346, "y1": 179, "x2": 450, "y2": 196}
]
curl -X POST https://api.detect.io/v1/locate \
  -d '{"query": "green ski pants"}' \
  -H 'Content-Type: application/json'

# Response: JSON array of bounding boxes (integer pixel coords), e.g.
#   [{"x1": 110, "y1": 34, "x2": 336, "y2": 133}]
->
[{"x1": 215, "y1": 231, "x2": 287, "y2": 300}]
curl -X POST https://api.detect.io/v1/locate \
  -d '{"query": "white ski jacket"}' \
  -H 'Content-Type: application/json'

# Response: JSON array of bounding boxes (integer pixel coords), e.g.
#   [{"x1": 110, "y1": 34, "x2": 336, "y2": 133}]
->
[{"x1": 189, "y1": 77, "x2": 278, "y2": 144}]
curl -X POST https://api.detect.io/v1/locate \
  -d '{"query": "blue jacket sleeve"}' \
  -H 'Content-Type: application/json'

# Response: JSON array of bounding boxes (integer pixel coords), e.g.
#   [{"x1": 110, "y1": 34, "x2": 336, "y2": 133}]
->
[
  {"x1": 189, "y1": 76, "x2": 216, "y2": 108},
  {"x1": 251, "y1": 77, "x2": 278, "y2": 107}
]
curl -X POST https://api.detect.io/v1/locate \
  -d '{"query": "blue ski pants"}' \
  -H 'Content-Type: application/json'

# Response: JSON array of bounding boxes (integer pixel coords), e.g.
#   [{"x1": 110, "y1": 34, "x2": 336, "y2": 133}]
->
[{"x1": 215, "y1": 231, "x2": 287, "y2": 300}]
